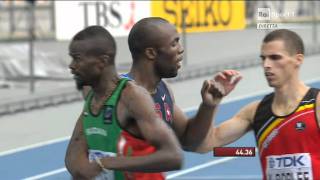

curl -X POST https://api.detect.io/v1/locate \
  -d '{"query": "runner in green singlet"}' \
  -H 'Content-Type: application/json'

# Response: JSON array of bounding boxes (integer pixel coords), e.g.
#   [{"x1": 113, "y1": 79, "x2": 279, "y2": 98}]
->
[{"x1": 65, "y1": 25, "x2": 182, "y2": 180}]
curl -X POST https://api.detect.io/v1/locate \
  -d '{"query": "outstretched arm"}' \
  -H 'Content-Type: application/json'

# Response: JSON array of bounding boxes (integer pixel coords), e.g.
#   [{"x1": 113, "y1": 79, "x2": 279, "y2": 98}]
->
[
  {"x1": 195, "y1": 101, "x2": 258, "y2": 153},
  {"x1": 172, "y1": 70, "x2": 242, "y2": 151},
  {"x1": 98, "y1": 83, "x2": 183, "y2": 172}
]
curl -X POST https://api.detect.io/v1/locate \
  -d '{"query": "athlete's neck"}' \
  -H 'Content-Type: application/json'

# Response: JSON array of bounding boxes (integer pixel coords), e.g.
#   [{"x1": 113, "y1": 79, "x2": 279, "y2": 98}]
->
[
  {"x1": 92, "y1": 68, "x2": 119, "y2": 99},
  {"x1": 273, "y1": 81, "x2": 309, "y2": 114},
  {"x1": 129, "y1": 64, "x2": 160, "y2": 94}
]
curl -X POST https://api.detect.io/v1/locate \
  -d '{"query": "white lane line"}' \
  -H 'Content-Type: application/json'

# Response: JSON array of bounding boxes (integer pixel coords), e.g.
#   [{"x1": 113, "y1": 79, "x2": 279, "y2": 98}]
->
[
  {"x1": 23, "y1": 167, "x2": 67, "y2": 180},
  {"x1": 22, "y1": 158, "x2": 237, "y2": 179},
  {"x1": 167, "y1": 157, "x2": 237, "y2": 179},
  {"x1": 0, "y1": 136, "x2": 70, "y2": 157}
]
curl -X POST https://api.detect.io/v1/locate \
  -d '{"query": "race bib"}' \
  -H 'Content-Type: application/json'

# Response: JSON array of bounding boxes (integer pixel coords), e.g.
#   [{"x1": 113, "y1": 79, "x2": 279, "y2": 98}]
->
[
  {"x1": 89, "y1": 149, "x2": 116, "y2": 180},
  {"x1": 267, "y1": 153, "x2": 313, "y2": 180}
]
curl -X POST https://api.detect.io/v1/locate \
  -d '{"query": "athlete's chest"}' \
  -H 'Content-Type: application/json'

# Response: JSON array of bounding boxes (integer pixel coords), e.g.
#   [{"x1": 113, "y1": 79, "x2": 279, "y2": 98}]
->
[{"x1": 90, "y1": 99, "x2": 105, "y2": 115}]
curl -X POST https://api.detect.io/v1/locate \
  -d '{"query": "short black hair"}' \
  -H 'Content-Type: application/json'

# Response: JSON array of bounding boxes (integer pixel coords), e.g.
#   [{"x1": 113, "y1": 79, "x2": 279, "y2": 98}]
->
[
  {"x1": 72, "y1": 25, "x2": 116, "y2": 59},
  {"x1": 263, "y1": 29, "x2": 304, "y2": 55},
  {"x1": 128, "y1": 17, "x2": 169, "y2": 59}
]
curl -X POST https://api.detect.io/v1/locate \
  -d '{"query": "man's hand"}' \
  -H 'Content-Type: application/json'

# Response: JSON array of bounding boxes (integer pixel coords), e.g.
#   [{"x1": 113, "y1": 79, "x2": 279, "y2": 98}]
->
[
  {"x1": 73, "y1": 160, "x2": 101, "y2": 179},
  {"x1": 201, "y1": 70, "x2": 242, "y2": 106}
]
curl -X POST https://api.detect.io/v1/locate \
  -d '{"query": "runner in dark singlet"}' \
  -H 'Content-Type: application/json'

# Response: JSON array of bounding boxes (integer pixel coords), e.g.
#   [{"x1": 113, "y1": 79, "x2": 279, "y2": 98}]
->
[{"x1": 115, "y1": 17, "x2": 241, "y2": 179}]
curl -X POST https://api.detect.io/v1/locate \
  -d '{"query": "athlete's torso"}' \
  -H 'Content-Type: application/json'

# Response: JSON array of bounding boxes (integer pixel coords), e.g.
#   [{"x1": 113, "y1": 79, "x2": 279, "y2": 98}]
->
[
  {"x1": 82, "y1": 78, "x2": 129, "y2": 180},
  {"x1": 253, "y1": 88, "x2": 320, "y2": 180},
  {"x1": 119, "y1": 74, "x2": 174, "y2": 180}
]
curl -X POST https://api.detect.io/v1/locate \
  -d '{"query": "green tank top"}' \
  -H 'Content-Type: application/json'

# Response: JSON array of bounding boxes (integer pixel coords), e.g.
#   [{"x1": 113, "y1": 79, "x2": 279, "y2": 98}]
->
[{"x1": 83, "y1": 78, "x2": 129, "y2": 180}]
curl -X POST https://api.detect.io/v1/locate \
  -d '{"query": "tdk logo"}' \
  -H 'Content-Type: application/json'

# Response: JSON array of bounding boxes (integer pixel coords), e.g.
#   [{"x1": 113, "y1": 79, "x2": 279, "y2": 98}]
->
[
  {"x1": 269, "y1": 154, "x2": 308, "y2": 168},
  {"x1": 275, "y1": 156, "x2": 305, "y2": 168}
]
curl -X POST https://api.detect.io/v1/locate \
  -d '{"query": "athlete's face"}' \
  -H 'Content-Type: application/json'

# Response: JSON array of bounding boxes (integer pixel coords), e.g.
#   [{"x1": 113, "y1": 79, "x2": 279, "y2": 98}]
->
[
  {"x1": 68, "y1": 40, "x2": 104, "y2": 86},
  {"x1": 154, "y1": 23, "x2": 184, "y2": 78},
  {"x1": 260, "y1": 40, "x2": 302, "y2": 88}
]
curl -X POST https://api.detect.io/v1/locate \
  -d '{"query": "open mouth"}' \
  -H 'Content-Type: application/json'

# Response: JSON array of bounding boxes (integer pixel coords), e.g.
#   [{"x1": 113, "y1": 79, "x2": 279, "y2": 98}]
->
[
  {"x1": 265, "y1": 72, "x2": 274, "y2": 77},
  {"x1": 265, "y1": 72, "x2": 275, "y2": 81}
]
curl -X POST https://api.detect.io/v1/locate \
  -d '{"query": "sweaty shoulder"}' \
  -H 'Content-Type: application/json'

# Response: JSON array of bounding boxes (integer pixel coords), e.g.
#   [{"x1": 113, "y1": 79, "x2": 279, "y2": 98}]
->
[
  {"x1": 120, "y1": 81, "x2": 150, "y2": 102},
  {"x1": 117, "y1": 81, "x2": 151, "y2": 119}
]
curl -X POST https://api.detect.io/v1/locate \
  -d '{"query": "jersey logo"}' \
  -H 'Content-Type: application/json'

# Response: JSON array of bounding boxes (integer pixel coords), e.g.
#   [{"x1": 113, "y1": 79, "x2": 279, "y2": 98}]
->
[
  {"x1": 295, "y1": 121, "x2": 306, "y2": 131},
  {"x1": 103, "y1": 106, "x2": 113, "y2": 124},
  {"x1": 86, "y1": 127, "x2": 107, "y2": 136},
  {"x1": 161, "y1": 94, "x2": 166, "y2": 101},
  {"x1": 154, "y1": 102, "x2": 172, "y2": 124},
  {"x1": 164, "y1": 103, "x2": 172, "y2": 123}
]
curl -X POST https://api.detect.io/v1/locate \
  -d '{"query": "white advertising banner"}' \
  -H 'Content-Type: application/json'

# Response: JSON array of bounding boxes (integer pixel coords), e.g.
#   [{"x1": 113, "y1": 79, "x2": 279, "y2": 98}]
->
[{"x1": 54, "y1": 1, "x2": 151, "y2": 40}]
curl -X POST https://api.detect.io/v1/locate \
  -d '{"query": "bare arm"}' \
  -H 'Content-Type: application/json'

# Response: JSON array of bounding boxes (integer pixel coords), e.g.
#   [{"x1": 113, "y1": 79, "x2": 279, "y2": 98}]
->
[
  {"x1": 195, "y1": 101, "x2": 259, "y2": 153},
  {"x1": 65, "y1": 113, "x2": 100, "y2": 179},
  {"x1": 171, "y1": 70, "x2": 242, "y2": 151},
  {"x1": 100, "y1": 83, "x2": 183, "y2": 172},
  {"x1": 173, "y1": 102, "x2": 217, "y2": 151}
]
